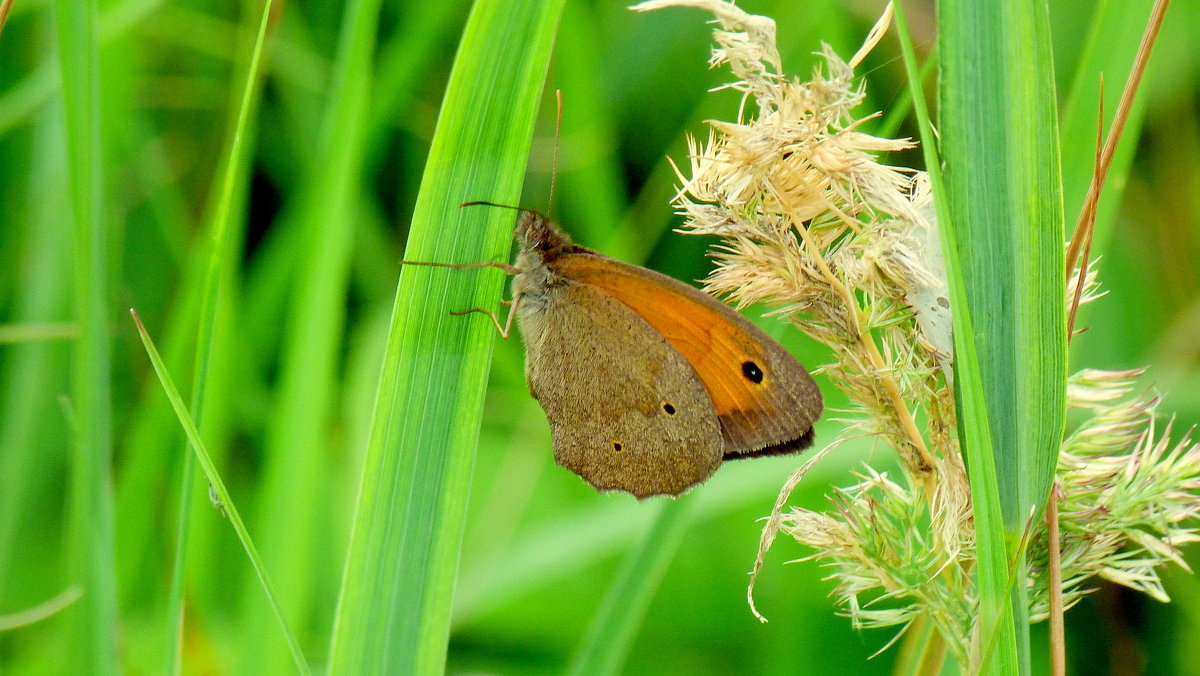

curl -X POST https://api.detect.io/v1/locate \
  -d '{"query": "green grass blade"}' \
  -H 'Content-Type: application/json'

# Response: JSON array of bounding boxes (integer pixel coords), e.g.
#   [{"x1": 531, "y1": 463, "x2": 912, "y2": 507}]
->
[
  {"x1": 364, "y1": 0, "x2": 470, "y2": 174},
  {"x1": 130, "y1": 311, "x2": 311, "y2": 675},
  {"x1": 0, "y1": 0, "x2": 165, "y2": 136},
  {"x1": 0, "y1": 113, "x2": 72, "y2": 624},
  {"x1": 931, "y1": 0, "x2": 1067, "y2": 671},
  {"x1": 0, "y1": 323, "x2": 76, "y2": 342},
  {"x1": 327, "y1": 1, "x2": 566, "y2": 673},
  {"x1": 162, "y1": 0, "x2": 277, "y2": 670},
  {"x1": 235, "y1": 0, "x2": 384, "y2": 667},
  {"x1": 893, "y1": 3, "x2": 1013, "y2": 673},
  {"x1": 0, "y1": 588, "x2": 82, "y2": 632},
  {"x1": 939, "y1": 0, "x2": 1067, "y2": 535},
  {"x1": 55, "y1": 0, "x2": 119, "y2": 669},
  {"x1": 567, "y1": 498, "x2": 693, "y2": 676}
]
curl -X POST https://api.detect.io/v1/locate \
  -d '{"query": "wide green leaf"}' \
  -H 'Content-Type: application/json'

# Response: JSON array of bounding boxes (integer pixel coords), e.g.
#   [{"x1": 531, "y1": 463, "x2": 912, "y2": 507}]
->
[
  {"x1": 936, "y1": 0, "x2": 1067, "y2": 672},
  {"x1": 327, "y1": 1, "x2": 566, "y2": 672}
]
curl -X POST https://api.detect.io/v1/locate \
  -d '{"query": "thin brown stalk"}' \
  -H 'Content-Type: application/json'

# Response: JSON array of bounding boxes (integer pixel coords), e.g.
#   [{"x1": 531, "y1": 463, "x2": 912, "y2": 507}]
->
[
  {"x1": 0, "y1": 0, "x2": 12, "y2": 35},
  {"x1": 894, "y1": 614, "x2": 950, "y2": 676},
  {"x1": 916, "y1": 631, "x2": 948, "y2": 676},
  {"x1": 893, "y1": 613, "x2": 928, "y2": 674},
  {"x1": 1047, "y1": 484, "x2": 1065, "y2": 676},
  {"x1": 1065, "y1": 0, "x2": 1171, "y2": 273}
]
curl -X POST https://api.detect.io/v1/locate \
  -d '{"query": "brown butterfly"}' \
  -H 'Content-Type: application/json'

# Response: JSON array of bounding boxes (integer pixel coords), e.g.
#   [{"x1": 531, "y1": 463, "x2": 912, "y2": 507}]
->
[{"x1": 420, "y1": 205, "x2": 823, "y2": 498}]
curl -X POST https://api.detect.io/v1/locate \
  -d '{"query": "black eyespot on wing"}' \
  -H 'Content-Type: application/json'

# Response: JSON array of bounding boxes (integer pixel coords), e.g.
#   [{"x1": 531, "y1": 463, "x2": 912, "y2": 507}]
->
[
  {"x1": 662, "y1": 402, "x2": 676, "y2": 415},
  {"x1": 612, "y1": 441, "x2": 623, "y2": 452},
  {"x1": 742, "y1": 361, "x2": 764, "y2": 384}
]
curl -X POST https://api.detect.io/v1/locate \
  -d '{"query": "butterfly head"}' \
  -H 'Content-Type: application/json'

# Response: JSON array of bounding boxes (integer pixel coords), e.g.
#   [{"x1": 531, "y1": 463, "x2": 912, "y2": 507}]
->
[{"x1": 515, "y1": 209, "x2": 576, "y2": 258}]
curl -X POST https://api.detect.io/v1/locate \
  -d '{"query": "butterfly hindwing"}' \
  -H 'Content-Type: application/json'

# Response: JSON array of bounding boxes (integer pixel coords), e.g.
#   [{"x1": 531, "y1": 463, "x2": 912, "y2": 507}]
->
[{"x1": 518, "y1": 277, "x2": 724, "y2": 498}]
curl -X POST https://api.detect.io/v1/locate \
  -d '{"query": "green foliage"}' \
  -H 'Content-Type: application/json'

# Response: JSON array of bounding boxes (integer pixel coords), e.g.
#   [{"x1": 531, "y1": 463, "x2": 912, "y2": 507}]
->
[{"x1": 0, "y1": 0, "x2": 1196, "y2": 673}]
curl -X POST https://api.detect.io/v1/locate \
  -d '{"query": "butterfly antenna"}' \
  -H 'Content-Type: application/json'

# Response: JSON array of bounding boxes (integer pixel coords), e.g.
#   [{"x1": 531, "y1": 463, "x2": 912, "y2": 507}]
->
[
  {"x1": 462, "y1": 92, "x2": 562, "y2": 216},
  {"x1": 460, "y1": 200, "x2": 526, "y2": 212},
  {"x1": 548, "y1": 89, "x2": 563, "y2": 215}
]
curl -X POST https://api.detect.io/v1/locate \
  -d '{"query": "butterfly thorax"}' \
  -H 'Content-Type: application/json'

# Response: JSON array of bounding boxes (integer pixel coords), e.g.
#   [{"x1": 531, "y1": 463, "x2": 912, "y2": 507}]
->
[
  {"x1": 512, "y1": 211, "x2": 602, "y2": 382},
  {"x1": 512, "y1": 210, "x2": 593, "y2": 311}
]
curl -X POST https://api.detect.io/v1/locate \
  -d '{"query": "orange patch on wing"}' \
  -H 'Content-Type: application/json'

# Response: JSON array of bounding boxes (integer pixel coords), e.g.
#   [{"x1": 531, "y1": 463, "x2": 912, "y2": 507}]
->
[{"x1": 556, "y1": 255, "x2": 768, "y2": 416}]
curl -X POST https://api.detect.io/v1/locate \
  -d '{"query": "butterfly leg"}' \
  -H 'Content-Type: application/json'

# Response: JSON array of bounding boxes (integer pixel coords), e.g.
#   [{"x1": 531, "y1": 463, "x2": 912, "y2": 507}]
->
[
  {"x1": 451, "y1": 292, "x2": 523, "y2": 339},
  {"x1": 398, "y1": 260, "x2": 519, "y2": 275}
]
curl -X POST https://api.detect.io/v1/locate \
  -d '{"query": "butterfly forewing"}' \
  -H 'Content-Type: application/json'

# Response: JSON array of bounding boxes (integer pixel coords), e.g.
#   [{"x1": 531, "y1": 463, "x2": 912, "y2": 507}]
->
[{"x1": 552, "y1": 253, "x2": 822, "y2": 456}]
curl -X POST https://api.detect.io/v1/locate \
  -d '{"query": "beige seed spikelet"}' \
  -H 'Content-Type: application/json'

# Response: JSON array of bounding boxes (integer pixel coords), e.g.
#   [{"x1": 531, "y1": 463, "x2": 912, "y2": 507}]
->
[{"x1": 635, "y1": 0, "x2": 1200, "y2": 663}]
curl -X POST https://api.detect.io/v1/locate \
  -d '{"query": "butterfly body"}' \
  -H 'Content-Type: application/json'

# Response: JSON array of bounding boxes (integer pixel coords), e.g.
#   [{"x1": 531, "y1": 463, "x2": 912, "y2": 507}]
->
[{"x1": 509, "y1": 210, "x2": 822, "y2": 498}]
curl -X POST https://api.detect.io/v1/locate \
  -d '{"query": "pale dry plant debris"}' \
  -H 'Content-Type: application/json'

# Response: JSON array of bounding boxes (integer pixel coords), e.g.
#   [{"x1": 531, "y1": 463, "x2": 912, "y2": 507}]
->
[{"x1": 633, "y1": 0, "x2": 1200, "y2": 663}]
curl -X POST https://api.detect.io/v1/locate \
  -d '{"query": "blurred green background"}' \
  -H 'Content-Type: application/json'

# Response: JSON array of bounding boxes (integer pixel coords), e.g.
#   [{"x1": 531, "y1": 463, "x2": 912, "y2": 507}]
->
[{"x1": 1, "y1": 0, "x2": 1198, "y2": 673}]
